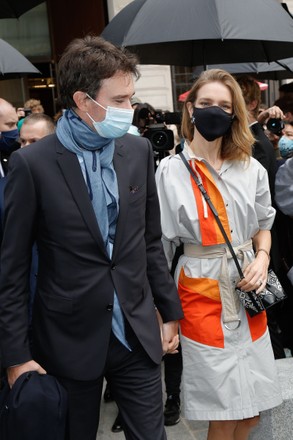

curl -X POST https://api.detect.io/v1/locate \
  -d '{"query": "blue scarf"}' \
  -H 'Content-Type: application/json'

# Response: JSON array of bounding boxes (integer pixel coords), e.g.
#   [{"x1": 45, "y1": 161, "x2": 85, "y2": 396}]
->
[
  {"x1": 56, "y1": 109, "x2": 119, "y2": 251},
  {"x1": 57, "y1": 109, "x2": 130, "y2": 349}
]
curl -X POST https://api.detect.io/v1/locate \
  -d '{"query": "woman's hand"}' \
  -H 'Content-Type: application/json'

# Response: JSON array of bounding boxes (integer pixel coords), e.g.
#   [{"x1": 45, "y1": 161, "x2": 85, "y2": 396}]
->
[{"x1": 236, "y1": 252, "x2": 270, "y2": 294}]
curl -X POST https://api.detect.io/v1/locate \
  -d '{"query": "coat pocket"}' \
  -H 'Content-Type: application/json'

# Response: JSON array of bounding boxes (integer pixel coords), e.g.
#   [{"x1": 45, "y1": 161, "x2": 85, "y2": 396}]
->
[{"x1": 178, "y1": 267, "x2": 224, "y2": 348}]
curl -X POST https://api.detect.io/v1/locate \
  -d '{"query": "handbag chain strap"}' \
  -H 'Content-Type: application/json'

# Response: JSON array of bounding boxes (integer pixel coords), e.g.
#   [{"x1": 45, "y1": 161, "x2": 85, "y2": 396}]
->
[{"x1": 179, "y1": 152, "x2": 244, "y2": 280}]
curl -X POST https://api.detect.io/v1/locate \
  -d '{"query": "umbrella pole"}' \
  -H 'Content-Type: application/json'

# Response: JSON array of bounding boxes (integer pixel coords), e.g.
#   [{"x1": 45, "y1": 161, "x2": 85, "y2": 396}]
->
[{"x1": 20, "y1": 78, "x2": 27, "y2": 105}]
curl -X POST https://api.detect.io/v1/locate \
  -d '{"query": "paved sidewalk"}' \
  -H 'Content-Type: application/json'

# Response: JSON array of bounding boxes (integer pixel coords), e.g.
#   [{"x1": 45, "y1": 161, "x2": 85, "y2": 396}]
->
[
  {"x1": 97, "y1": 384, "x2": 209, "y2": 440},
  {"x1": 97, "y1": 354, "x2": 293, "y2": 439}
]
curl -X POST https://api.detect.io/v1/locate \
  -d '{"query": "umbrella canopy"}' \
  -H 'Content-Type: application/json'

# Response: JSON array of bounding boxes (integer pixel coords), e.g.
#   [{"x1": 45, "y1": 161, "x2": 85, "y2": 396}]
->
[
  {"x1": 0, "y1": 0, "x2": 44, "y2": 19},
  {"x1": 101, "y1": 0, "x2": 293, "y2": 67},
  {"x1": 192, "y1": 58, "x2": 293, "y2": 81},
  {"x1": 0, "y1": 38, "x2": 40, "y2": 78}
]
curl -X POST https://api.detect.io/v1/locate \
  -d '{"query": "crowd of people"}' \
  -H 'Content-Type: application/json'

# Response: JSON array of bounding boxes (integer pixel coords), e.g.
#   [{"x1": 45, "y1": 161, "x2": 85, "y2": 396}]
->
[{"x1": 0, "y1": 34, "x2": 293, "y2": 440}]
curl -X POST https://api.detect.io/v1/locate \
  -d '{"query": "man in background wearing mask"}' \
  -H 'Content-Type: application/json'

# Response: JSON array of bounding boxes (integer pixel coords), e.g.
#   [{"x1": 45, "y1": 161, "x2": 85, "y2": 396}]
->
[
  {"x1": 277, "y1": 122, "x2": 293, "y2": 163},
  {"x1": 0, "y1": 98, "x2": 19, "y2": 249},
  {"x1": 0, "y1": 35, "x2": 183, "y2": 440},
  {"x1": 0, "y1": 98, "x2": 19, "y2": 177}
]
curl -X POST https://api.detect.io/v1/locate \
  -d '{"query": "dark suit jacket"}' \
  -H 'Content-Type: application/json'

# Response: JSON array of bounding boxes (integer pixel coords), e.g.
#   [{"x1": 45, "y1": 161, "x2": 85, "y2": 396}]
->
[
  {"x1": 0, "y1": 176, "x2": 6, "y2": 241},
  {"x1": 251, "y1": 122, "x2": 282, "y2": 274},
  {"x1": 0, "y1": 133, "x2": 183, "y2": 381},
  {"x1": 0, "y1": 177, "x2": 37, "y2": 326},
  {"x1": 251, "y1": 122, "x2": 276, "y2": 198}
]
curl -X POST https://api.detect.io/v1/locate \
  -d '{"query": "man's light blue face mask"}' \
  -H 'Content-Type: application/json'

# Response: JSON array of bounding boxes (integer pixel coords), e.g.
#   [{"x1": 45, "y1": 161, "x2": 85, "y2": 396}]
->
[
  {"x1": 278, "y1": 135, "x2": 293, "y2": 159},
  {"x1": 86, "y1": 94, "x2": 134, "y2": 139}
]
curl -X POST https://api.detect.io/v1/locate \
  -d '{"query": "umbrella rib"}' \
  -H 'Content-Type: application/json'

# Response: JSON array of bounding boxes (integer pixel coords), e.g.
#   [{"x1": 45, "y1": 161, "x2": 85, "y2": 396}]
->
[{"x1": 275, "y1": 60, "x2": 293, "y2": 73}]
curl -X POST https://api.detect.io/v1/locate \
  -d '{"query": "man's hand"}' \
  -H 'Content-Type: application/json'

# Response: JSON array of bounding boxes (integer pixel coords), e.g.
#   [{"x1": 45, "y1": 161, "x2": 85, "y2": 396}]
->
[
  {"x1": 161, "y1": 320, "x2": 179, "y2": 355},
  {"x1": 258, "y1": 105, "x2": 285, "y2": 125},
  {"x1": 16, "y1": 107, "x2": 25, "y2": 119},
  {"x1": 7, "y1": 360, "x2": 47, "y2": 388}
]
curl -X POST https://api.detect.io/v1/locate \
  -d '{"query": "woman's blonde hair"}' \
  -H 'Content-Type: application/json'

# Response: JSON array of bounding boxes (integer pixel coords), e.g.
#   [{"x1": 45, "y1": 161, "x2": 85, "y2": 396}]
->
[{"x1": 181, "y1": 69, "x2": 254, "y2": 161}]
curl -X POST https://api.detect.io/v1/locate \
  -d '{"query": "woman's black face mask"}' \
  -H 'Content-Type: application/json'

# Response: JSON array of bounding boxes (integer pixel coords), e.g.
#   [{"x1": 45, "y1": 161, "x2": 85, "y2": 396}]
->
[{"x1": 191, "y1": 106, "x2": 234, "y2": 142}]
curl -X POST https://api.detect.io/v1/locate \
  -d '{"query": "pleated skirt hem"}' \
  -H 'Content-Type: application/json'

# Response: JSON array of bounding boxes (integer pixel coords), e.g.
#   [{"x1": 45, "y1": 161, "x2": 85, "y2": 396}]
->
[{"x1": 183, "y1": 394, "x2": 283, "y2": 421}]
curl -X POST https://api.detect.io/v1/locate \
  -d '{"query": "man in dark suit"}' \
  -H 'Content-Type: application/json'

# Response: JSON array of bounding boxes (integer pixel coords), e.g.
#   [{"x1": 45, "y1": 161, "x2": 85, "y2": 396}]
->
[
  {"x1": 0, "y1": 36, "x2": 183, "y2": 440},
  {"x1": 0, "y1": 112, "x2": 56, "y2": 313},
  {"x1": 237, "y1": 75, "x2": 286, "y2": 360},
  {"x1": 0, "y1": 98, "x2": 20, "y2": 241}
]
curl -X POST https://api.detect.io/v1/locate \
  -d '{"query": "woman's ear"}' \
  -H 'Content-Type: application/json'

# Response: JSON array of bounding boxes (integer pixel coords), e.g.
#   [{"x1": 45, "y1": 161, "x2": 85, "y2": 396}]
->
[
  {"x1": 73, "y1": 91, "x2": 89, "y2": 112},
  {"x1": 186, "y1": 101, "x2": 193, "y2": 118}
]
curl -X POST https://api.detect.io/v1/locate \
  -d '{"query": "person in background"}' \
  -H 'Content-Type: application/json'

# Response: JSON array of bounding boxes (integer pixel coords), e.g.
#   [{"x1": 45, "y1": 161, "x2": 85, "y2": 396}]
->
[
  {"x1": 258, "y1": 101, "x2": 287, "y2": 162},
  {"x1": 126, "y1": 97, "x2": 143, "y2": 137},
  {"x1": 278, "y1": 81, "x2": 293, "y2": 100},
  {"x1": 0, "y1": 97, "x2": 19, "y2": 376},
  {"x1": 237, "y1": 75, "x2": 287, "y2": 360},
  {"x1": 17, "y1": 99, "x2": 46, "y2": 131},
  {"x1": 237, "y1": 76, "x2": 279, "y2": 196},
  {"x1": 264, "y1": 125, "x2": 283, "y2": 162},
  {"x1": 0, "y1": 98, "x2": 20, "y2": 230},
  {"x1": 23, "y1": 98, "x2": 45, "y2": 114},
  {"x1": 156, "y1": 68, "x2": 282, "y2": 440},
  {"x1": 252, "y1": 84, "x2": 293, "y2": 357},
  {"x1": 273, "y1": 97, "x2": 293, "y2": 124},
  {"x1": 130, "y1": 95, "x2": 142, "y2": 109},
  {"x1": 19, "y1": 113, "x2": 56, "y2": 323},
  {"x1": 132, "y1": 102, "x2": 157, "y2": 135},
  {"x1": 0, "y1": 35, "x2": 183, "y2": 440},
  {"x1": 132, "y1": 100, "x2": 183, "y2": 425},
  {"x1": 19, "y1": 113, "x2": 55, "y2": 148},
  {"x1": 0, "y1": 110, "x2": 55, "y2": 378},
  {"x1": 275, "y1": 157, "x2": 293, "y2": 217},
  {"x1": 277, "y1": 121, "x2": 293, "y2": 164},
  {"x1": 273, "y1": 125, "x2": 293, "y2": 356},
  {"x1": 0, "y1": 98, "x2": 20, "y2": 177}
]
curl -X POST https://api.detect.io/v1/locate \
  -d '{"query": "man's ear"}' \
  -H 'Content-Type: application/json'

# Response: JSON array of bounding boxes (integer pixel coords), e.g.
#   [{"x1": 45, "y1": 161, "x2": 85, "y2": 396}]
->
[{"x1": 73, "y1": 91, "x2": 89, "y2": 112}]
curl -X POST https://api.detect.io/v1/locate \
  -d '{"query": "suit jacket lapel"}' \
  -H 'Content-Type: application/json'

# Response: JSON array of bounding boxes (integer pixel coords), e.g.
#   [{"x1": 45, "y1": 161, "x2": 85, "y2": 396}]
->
[
  {"x1": 56, "y1": 140, "x2": 108, "y2": 257},
  {"x1": 112, "y1": 140, "x2": 129, "y2": 261}
]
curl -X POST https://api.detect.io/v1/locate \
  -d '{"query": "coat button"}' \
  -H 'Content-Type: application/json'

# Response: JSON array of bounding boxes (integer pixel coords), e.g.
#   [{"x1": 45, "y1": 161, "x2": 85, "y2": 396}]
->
[
  {"x1": 111, "y1": 264, "x2": 116, "y2": 270},
  {"x1": 106, "y1": 304, "x2": 113, "y2": 311}
]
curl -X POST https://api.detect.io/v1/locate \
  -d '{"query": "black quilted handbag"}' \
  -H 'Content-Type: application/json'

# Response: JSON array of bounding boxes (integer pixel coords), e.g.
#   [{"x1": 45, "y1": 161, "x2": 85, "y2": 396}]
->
[{"x1": 236, "y1": 269, "x2": 286, "y2": 317}]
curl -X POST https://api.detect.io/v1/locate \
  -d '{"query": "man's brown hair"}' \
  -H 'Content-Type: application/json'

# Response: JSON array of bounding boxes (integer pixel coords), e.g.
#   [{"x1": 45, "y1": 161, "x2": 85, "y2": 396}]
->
[
  {"x1": 57, "y1": 35, "x2": 140, "y2": 109},
  {"x1": 237, "y1": 75, "x2": 261, "y2": 119}
]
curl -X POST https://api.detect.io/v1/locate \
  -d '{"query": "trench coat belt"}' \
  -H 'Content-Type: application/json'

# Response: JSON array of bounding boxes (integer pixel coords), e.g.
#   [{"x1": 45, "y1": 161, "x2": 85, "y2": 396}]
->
[{"x1": 183, "y1": 239, "x2": 253, "y2": 326}]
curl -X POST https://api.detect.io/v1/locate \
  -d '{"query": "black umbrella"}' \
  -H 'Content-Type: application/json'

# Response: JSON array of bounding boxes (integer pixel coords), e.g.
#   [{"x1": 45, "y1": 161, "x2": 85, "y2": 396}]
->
[
  {"x1": 101, "y1": 0, "x2": 293, "y2": 67},
  {"x1": 0, "y1": 0, "x2": 44, "y2": 19},
  {"x1": 192, "y1": 58, "x2": 293, "y2": 81},
  {"x1": 0, "y1": 38, "x2": 40, "y2": 78}
]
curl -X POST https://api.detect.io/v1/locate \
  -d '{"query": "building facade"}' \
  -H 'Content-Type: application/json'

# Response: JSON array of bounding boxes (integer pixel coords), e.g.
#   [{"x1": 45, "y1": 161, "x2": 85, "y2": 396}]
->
[{"x1": 0, "y1": 0, "x2": 292, "y2": 115}]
